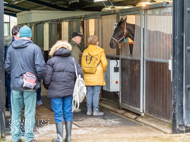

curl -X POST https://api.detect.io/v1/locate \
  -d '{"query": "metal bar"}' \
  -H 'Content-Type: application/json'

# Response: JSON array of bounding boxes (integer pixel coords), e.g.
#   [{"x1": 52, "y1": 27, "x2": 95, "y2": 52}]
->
[
  {"x1": 119, "y1": 11, "x2": 141, "y2": 16},
  {"x1": 172, "y1": 0, "x2": 184, "y2": 133},
  {"x1": 120, "y1": 56, "x2": 140, "y2": 60},
  {"x1": 25, "y1": 0, "x2": 72, "y2": 11},
  {"x1": 4, "y1": 3, "x2": 28, "y2": 11},
  {"x1": 140, "y1": 11, "x2": 144, "y2": 114},
  {"x1": 145, "y1": 58, "x2": 169, "y2": 63},
  {"x1": 144, "y1": 10, "x2": 148, "y2": 114},
  {"x1": 84, "y1": 11, "x2": 113, "y2": 20},
  {"x1": 0, "y1": 0, "x2": 6, "y2": 138},
  {"x1": 106, "y1": 54, "x2": 120, "y2": 58},
  {"x1": 119, "y1": 46, "x2": 122, "y2": 109}
]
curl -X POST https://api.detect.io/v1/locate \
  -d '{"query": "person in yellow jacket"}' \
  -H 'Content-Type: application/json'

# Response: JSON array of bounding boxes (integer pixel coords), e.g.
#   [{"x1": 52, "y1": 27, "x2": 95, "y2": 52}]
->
[{"x1": 81, "y1": 35, "x2": 108, "y2": 116}]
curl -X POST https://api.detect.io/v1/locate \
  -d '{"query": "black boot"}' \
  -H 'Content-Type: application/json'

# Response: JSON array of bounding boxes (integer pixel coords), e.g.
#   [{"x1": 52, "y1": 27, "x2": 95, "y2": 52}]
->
[
  {"x1": 65, "y1": 121, "x2": 72, "y2": 142},
  {"x1": 52, "y1": 122, "x2": 63, "y2": 142}
]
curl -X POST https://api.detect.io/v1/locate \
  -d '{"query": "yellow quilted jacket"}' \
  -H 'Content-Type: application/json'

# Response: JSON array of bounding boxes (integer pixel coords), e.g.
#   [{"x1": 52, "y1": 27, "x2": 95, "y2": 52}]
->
[{"x1": 81, "y1": 45, "x2": 108, "y2": 86}]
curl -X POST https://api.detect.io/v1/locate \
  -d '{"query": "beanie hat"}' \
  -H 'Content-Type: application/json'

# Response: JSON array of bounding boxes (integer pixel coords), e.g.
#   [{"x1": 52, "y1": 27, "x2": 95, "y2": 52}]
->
[{"x1": 19, "y1": 26, "x2": 32, "y2": 38}]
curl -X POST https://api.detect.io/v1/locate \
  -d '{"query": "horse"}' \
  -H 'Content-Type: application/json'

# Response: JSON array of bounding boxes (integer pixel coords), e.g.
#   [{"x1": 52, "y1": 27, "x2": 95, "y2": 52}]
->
[
  {"x1": 110, "y1": 17, "x2": 172, "y2": 58},
  {"x1": 110, "y1": 18, "x2": 135, "y2": 49}
]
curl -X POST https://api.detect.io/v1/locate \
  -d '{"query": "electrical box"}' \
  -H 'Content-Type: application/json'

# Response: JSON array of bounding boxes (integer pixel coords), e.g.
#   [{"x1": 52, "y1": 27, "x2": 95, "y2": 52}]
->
[{"x1": 103, "y1": 59, "x2": 120, "y2": 92}]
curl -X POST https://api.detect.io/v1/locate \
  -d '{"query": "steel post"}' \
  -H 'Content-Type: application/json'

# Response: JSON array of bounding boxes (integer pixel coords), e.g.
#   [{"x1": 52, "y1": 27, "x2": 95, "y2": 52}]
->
[
  {"x1": 172, "y1": 0, "x2": 184, "y2": 133},
  {"x1": 0, "y1": 0, "x2": 6, "y2": 138}
]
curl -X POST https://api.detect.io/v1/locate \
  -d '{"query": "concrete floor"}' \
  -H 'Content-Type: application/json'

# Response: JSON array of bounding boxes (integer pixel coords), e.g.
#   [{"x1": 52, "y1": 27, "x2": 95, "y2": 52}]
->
[{"x1": 3, "y1": 87, "x2": 190, "y2": 142}]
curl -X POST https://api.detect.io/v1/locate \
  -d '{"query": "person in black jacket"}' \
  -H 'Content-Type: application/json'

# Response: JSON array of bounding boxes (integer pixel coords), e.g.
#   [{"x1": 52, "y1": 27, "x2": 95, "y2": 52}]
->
[{"x1": 43, "y1": 40, "x2": 83, "y2": 142}]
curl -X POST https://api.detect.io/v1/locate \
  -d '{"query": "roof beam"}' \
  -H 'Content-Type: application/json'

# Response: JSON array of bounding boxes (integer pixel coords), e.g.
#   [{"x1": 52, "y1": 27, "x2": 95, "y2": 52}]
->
[
  {"x1": 4, "y1": 3, "x2": 29, "y2": 11},
  {"x1": 24, "y1": 0, "x2": 72, "y2": 11},
  {"x1": 4, "y1": 12, "x2": 17, "y2": 17}
]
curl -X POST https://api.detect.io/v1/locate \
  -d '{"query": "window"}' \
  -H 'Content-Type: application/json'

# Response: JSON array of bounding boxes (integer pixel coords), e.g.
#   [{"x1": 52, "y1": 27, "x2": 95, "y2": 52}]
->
[{"x1": 4, "y1": 22, "x2": 10, "y2": 36}]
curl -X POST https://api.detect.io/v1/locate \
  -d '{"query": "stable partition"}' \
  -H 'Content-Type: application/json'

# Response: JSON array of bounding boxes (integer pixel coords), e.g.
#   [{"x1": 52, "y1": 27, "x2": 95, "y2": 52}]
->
[
  {"x1": 101, "y1": 15, "x2": 117, "y2": 55},
  {"x1": 84, "y1": 18, "x2": 100, "y2": 47},
  {"x1": 119, "y1": 12, "x2": 143, "y2": 115},
  {"x1": 144, "y1": 7, "x2": 172, "y2": 120}
]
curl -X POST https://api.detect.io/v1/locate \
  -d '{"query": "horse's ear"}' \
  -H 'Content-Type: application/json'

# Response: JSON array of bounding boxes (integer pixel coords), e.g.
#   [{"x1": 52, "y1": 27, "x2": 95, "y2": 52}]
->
[
  {"x1": 124, "y1": 17, "x2": 127, "y2": 22},
  {"x1": 121, "y1": 18, "x2": 123, "y2": 21}
]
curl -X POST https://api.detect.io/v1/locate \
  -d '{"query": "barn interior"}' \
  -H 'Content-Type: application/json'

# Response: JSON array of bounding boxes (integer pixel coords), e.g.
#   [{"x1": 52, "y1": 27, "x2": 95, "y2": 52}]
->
[{"x1": 2, "y1": 0, "x2": 175, "y2": 141}]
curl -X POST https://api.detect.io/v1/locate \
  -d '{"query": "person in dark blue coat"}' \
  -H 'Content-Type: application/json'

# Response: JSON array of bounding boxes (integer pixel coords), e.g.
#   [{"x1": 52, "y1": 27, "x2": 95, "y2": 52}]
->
[
  {"x1": 43, "y1": 40, "x2": 83, "y2": 142},
  {"x1": 5, "y1": 25, "x2": 22, "y2": 113}
]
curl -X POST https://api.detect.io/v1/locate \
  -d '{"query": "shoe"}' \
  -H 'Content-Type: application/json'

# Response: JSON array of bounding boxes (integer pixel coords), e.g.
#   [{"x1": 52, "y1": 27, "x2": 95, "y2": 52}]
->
[
  {"x1": 37, "y1": 100, "x2": 42, "y2": 106},
  {"x1": 52, "y1": 122, "x2": 63, "y2": 142},
  {"x1": 29, "y1": 139, "x2": 37, "y2": 142},
  {"x1": 65, "y1": 121, "x2": 72, "y2": 142},
  {"x1": 86, "y1": 111, "x2": 92, "y2": 115},
  {"x1": 74, "y1": 108, "x2": 81, "y2": 112},
  {"x1": 5, "y1": 107, "x2": 10, "y2": 111},
  {"x1": 93, "y1": 111, "x2": 104, "y2": 116}
]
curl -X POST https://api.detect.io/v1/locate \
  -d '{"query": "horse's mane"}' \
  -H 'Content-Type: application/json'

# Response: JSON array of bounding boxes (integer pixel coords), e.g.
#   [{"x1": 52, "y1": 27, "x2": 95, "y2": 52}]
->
[{"x1": 117, "y1": 20, "x2": 124, "y2": 27}]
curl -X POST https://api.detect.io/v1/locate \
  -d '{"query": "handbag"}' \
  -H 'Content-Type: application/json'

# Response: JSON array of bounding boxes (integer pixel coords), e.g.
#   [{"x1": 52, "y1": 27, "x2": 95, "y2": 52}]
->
[
  {"x1": 14, "y1": 49, "x2": 37, "y2": 89},
  {"x1": 72, "y1": 58, "x2": 86, "y2": 112}
]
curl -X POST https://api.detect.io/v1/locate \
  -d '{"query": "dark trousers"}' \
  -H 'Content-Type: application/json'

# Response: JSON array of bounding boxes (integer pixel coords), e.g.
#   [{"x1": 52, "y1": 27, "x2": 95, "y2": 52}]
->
[
  {"x1": 5, "y1": 74, "x2": 11, "y2": 110},
  {"x1": 37, "y1": 86, "x2": 41, "y2": 101}
]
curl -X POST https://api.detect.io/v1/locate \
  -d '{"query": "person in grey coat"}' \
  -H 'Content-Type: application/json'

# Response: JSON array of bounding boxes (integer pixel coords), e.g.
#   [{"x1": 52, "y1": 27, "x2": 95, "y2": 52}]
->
[
  {"x1": 4, "y1": 26, "x2": 45, "y2": 142},
  {"x1": 43, "y1": 40, "x2": 83, "y2": 142}
]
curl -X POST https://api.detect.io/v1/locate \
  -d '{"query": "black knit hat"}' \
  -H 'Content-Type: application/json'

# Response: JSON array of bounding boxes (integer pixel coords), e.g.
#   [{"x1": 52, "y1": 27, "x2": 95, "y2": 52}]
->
[{"x1": 71, "y1": 32, "x2": 83, "y2": 38}]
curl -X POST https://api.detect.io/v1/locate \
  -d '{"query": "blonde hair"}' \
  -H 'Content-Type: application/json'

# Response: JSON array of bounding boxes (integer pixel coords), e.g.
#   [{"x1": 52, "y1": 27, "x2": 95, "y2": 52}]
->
[
  {"x1": 88, "y1": 35, "x2": 98, "y2": 45},
  {"x1": 49, "y1": 40, "x2": 72, "y2": 57}
]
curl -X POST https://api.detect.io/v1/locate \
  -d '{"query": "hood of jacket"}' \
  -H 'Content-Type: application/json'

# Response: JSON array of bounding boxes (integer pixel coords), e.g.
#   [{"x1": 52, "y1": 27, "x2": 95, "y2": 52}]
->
[
  {"x1": 12, "y1": 39, "x2": 33, "y2": 49},
  {"x1": 87, "y1": 44, "x2": 104, "y2": 56},
  {"x1": 53, "y1": 47, "x2": 71, "y2": 57},
  {"x1": 49, "y1": 41, "x2": 72, "y2": 57}
]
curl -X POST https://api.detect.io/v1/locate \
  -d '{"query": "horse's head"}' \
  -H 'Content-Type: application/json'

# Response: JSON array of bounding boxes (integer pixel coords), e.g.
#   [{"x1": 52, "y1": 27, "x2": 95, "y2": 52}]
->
[{"x1": 110, "y1": 18, "x2": 135, "y2": 49}]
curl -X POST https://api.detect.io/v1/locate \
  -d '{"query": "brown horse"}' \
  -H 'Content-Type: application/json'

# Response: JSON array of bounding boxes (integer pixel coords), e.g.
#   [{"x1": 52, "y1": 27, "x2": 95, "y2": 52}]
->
[{"x1": 110, "y1": 18, "x2": 135, "y2": 49}]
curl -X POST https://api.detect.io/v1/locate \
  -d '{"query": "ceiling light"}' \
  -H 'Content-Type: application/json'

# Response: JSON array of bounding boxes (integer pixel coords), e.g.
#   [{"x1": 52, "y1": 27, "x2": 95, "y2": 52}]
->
[{"x1": 136, "y1": 1, "x2": 152, "y2": 7}]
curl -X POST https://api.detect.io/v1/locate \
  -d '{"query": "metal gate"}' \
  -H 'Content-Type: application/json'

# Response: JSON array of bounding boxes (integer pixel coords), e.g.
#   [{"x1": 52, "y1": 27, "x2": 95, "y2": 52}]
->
[
  {"x1": 144, "y1": 7, "x2": 173, "y2": 120},
  {"x1": 119, "y1": 11, "x2": 144, "y2": 115}
]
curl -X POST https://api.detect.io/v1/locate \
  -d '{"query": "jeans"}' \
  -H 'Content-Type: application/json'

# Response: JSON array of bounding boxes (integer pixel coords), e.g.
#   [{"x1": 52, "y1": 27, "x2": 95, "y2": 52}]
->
[
  {"x1": 86, "y1": 86, "x2": 101, "y2": 112},
  {"x1": 11, "y1": 90, "x2": 37, "y2": 142},
  {"x1": 5, "y1": 74, "x2": 11, "y2": 109},
  {"x1": 37, "y1": 86, "x2": 41, "y2": 101},
  {"x1": 51, "y1": 96, "x2": 73, "y2": 123}
]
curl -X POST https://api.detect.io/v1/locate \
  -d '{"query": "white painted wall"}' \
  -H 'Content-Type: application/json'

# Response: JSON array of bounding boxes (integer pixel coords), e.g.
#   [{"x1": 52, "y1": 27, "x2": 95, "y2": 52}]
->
[{"x1": 17, "y1": 11, "x2": 99, "y2": 24}]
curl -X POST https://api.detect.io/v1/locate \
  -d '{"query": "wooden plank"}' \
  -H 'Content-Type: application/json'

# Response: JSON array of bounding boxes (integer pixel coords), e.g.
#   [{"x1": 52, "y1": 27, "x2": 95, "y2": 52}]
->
[{"x1": 101, "y1": 15, "x2": 116, "y2": 55}]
